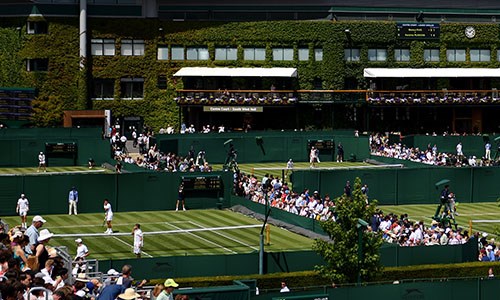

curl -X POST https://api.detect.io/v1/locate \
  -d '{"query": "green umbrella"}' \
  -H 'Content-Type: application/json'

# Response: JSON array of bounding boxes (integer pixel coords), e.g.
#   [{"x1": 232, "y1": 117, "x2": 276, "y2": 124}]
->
[
  {"x1": 435, "y1": 179, "x2": 450, "y2": 189},
  {"x1": 494, "y1": 136, "x2": 500, "y2": 142},
  {"x1": 224, "y1": 139, "x2": 233, "y2": 146}
]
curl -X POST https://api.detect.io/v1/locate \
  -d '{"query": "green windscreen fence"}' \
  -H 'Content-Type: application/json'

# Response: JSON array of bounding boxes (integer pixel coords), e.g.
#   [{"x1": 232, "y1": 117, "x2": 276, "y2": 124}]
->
[
  {"x1": 156, "y1": 131, "x2": 369, "y2": 164},
  {"x1": 292, "y1": 167, "x2": 500, "y2": 205}
]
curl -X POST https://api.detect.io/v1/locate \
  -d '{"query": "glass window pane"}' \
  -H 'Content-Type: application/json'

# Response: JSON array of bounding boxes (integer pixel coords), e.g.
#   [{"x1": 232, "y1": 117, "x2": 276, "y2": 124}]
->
[
  {"x1": 470, "y1": 49, "x2": 479, "y2": 62},
  {"x1": 352, "y1": 49, "x2": 360, "y2": 61},
  {"x1": 91, "y1": 44, "x2": 102, "y2": 56},
  {"x1": 121, "y1": 44, "x2": 132, "y2": 56},
  {"x1": 244, "y1": 49, "x2": 254, "y2": 60},
  {"x1": 157, "y1": 47, "x2": 168, "y2": 60},
  {"x1": 134, "y1": 43, "x2": 144, "y2": 56},
  {"x1": 227, "y1": 48, "x2": 237, "y2": 60},
  {"x1": 132, "y1": 83, "x2": 143, "y2": 99},
  {"x1": 283, "y1": 48, "x2": 293, "y2": 61},
  {"x1": 446, "y1": 50, "x2": 454, "y2": 61},
  {"x1": 186, "y1": 48, "x2": 198, "y2": 60},
  {"x1": 198, "y1": 48, "x2": 209, "y2": 60},
  {"x1": 456, "y1": 49, "x2": 466, "y2": 61},
  {"x1": 255, "y1": 48, "x2": 265, "y2": 60},
  {"x1": 298, "y1": 48, "x2": 309, "y2": 61},
  {"x1": 172, "y1": 47, "x2": 184, "y2": 60},
  {"x1": 481, "y1": 50, "x2": 490, "y2": 62},
  {"x1": 314, "y1": 48, "x2": 323, "y2": 61},
  {"x1": 401, "y1": 49, "x2": 410, "y2": 61},
  {"x1": 431, "y1": 49, "x2": 439, "y2": 61},
  {"x1": 377, "y1": 49, "x2": 387, "y2": 61},
  {"x1": 215, "y1": 48, "x2": 226, "y2": 60},
  {"x1": 103, "y1": 44, "x2": 115, "y2": 56},
  {"x1": 368, "y1": 49, "x2": 377, "y2": 61},
  {"x1": 273, "y1": 48, "x2": 283, "y2": 61}
]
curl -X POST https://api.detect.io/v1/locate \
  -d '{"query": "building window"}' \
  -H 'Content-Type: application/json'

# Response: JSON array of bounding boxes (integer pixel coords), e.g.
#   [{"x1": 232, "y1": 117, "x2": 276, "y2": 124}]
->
[
  {"x1": 121, "y1": 39, "x2": 144, "y2": 56},
  {"x1": 92, "y1": 79, "x2": 114, "y2": 100},
  {"x1": 424, "y1": 49, "x2": 440, "y2": 62},
  {"x1": 186, "y1": 47, "x2": 209, "y2": 60},
  {"x1": 272, "y1": 48, "x2": 293, "y2": 61},
  {"x1": 243, "y1": 48, "x2": 266, "y2": 61},
  {"x1": 26, "y1": 59, "x2": 48, "y2": 72},
  {"x1": 314, "y1": 48, "x2": 323, "y2": 61},
  {"x1": 394, "y1": 49, "x2": 410, "y2": 62},
  {"x1": 344, "y1": 48, "x2": 360, "y2": 61},
  {"x1": 470, "y1": 49, "x2": 490, "y2": 62},
  {"x1": 91, "y1": 39, "x2": 115, "y2": 56},
  {"x1": 26, "y1": 21, "x2": 48, "y2": 34},
  {"x1": 368, "y1": 49, "x2": 387, "y2": 61},
  {"x1": 157, "y1": 76, "x2": 167, "y2": 90},
  {"x1": 215, "y1": 47, "x2": 237, "y2": 60},
  {"x1": 171, "y1": 46, "x2": 184, "y2": 60},
  {"x1": 298, "y1": 48, "x2": 309, "y2": 61},
  {"x1": 120, "y1": 78, "x2": 144, "y2": 100},
  {"x1": 157, "y1": 46, "x2": 168, "y2": 60},
  {"x1": 446, "y1": 49, "x2": 466, "y2": 62}
]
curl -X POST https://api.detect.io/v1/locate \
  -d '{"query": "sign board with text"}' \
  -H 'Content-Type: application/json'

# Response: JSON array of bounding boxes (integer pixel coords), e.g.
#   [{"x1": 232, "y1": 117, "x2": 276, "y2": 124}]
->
[
  {"x1": 397, "y1": 23, "x2": 440, "y2": 39},
  {"x1": 203, "y1": 106, "x2": 264, "y2": 113}
]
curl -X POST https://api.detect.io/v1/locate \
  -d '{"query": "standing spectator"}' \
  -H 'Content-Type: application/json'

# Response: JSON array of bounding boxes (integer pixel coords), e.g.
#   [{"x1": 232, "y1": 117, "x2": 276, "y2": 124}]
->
[
  {"x1": 131, "y1": 128, "x2": 138, "y2": 148},
  {"x1": 336, "y1": 142, "x2": 344, "y2": 162},
  {"x1": 456, "y1": 142, "x2": 463, "y2": 158},
  {"x1": 176, "y1": 183, "x2": 186, "y2": 211},
  {"x1": 280, "y1": 281, "x2": 290, "y2": 293},
  {"x1": 88, "y1": 157, "x2": 96, "y2": 169},
  {"x1": 361, "y1": 184, "x2": 369, "y2": 203},
  {"x1": 68, "y1": 187, "x2": 79, "y2": 215},
  {"x1": 103, "y1": 199, "x2": 113, "y2": 234},
  {"x1": 38, "y1": 151, "x2": 46, "y2": 172},
  {"x1": 24, "y1": 215, "x2": 46, "y2": 255},
  {"x1": 132, "y1": 224, "x2": 143, "y2": 258},
  {"x1": 74, "y1": 238, "x2": 89, "y2": 260},
  {"x1": 485, "y1": 141, "x2": 491, "y2": 160},
  {"x1": 285, "y1": 159, "x2": 294, "y2": 178},
  {"x1": 344, "y1": 181, "x2": 351, "y2": 197},
  {"x1": 309, "y1": 147, "x2": 317, "y2": 168},
  {"x1": 156, "y1": 278, "x2": 179, "y2": 300},
  {"x1": 116, "y1": 265, "x2": 133, "y2": 288},
  {"x1": 16, "y1": 193, "x2": 29, "y2": 228},
  {"x1": 35, "y1": 229, "x2": 53, "y2": 272}
]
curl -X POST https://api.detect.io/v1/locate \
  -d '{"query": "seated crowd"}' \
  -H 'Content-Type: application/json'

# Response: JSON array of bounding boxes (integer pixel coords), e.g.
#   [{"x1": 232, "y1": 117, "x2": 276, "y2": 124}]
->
[{"x1": 370, "y1": 133, "x2": 497, "y2": 167}]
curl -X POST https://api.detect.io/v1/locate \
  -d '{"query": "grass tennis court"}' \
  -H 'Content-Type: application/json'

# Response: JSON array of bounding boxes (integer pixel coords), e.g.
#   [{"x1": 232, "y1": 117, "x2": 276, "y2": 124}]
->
[
  {"x1": 0, "y1": 166, "x2": 110, "y2": 175},
  {"x1": 1, "y1": 210, "x2": 314, "y2": 260},
  {"x1": 379, "y1": 202, "x2": 500, "y2": 237}
]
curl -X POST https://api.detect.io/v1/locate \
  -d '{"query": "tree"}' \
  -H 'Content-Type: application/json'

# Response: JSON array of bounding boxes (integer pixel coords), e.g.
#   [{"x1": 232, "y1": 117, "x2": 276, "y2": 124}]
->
[{"x1": 312, "y1": 177, "x2": 383, "y2": 284}]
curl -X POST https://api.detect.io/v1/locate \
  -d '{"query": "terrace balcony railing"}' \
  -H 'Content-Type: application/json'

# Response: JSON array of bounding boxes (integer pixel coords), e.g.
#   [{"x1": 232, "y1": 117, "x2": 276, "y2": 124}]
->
[{"x1": 174, "y1": 89, "x2": 500, "y2": 105}]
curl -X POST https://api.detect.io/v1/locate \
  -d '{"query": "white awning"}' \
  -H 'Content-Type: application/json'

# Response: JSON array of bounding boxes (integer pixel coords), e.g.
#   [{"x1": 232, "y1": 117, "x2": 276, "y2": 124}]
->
[
  {"x1": 174, "y1": 67, "x2": 297, "y2": 77},
  {"x1": 364, "y1": 68, "x2": 500, "y2": 78}
]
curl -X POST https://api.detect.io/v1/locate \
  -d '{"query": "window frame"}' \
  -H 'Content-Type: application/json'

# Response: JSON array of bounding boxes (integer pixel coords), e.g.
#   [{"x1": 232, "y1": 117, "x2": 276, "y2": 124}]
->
[
  {"x1": 120, "y1": 77, "x2": 144, "y2": 100},
  {"x1": 92, "y1": 78, "x2": 115, "y2": 100},
  {"x1": 186, "y1": 47, "x2": 209, "y2": 61},
  {"x1": 394, "y1": 48, "x2": 410, "y2": 62},
  {"x1": 243, "y1": 47, "x2": 266, "y2": 61},
  {"x1": 121, "y1": 39, "x2": 145, "y2": 56},
  {"x1": 298, "y1": 48, "x2": 309, "y2": 61},
  {"x1": 215, "y1": 47, "x2": 238, "y2": 61},
  {"x1": 470, "y1": 49, "x2": 491, "y2": 62},
  {"x1": 272, "y1": 47, "x2": 294, "y2": 61},
  {"x1": 424, "y1": 49, "x2": 440, "y2": 62},
  {"x1": 314, "y1": 48, "x2": 323, "y2": 61},
  {"x1": 26, "y1": 59, "x2": 49, "y2": 72},
  {"x1": 368, "y1": 48, "x2": 387, "y2": 62},
  {"x1": 344, "y1": 48, "x2": 360, "y2": 62},
  {"x1": 91, "y1": 39, "x2": 116, "y2": 56},
  {"x1": 446, "y1": 49, "x2": 466, "y2": 62}
]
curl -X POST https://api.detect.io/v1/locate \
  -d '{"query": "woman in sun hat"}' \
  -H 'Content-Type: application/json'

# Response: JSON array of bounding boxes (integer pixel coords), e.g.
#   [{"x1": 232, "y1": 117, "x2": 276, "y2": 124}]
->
[
  {"x1": 156, "y1": 278, "x2": 179, "y2": 300},
  {"x1": 118, "y1": 288, "x2": 140, "y2": 300},
  {"x1": 34, "y1": 229, "x2": 53, "y2": 272}
]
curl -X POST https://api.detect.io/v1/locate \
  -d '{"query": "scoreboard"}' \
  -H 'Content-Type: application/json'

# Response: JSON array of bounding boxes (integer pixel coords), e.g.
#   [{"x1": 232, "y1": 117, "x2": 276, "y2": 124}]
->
[
  {"x1": 397, "y1": 23, "x2": 440, "y2": 40},
  {"x1": 45, "y1": 142, "x2": 78, "y2": 166},
  {"x1": 182, "y1": 175, "x2": 222, "y2": 191},
  {"x1": 307, "y1": 139, "x2": 334, "y2": 150}
]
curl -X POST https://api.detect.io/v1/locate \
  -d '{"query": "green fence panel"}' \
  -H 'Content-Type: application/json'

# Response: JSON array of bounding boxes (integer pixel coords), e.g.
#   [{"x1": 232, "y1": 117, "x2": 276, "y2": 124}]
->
[
  {"x1": 404, "y1": 134, "x2": 495, "y2": 158},
  {"x1": 379, "y1": 243, "x2": 398, "y2": 267},
  {"x1": 0, "y1": 176, "x2": 22, "y2": 215},
  {"x1": 266, "y1": 251, "x2": 324, "y2": 274},
  {"x1": 176, "y1": 284, "x2": 250, "y2": 300},
  {"x1": 0, "y1": 140, "x2": 20, "y2": 166},
  {"x1": 368, "y1": 155, "x2": 428, "y2": 168},
  {"x1": 472, "y1": 167, "x2": 500, "y2": 203}
]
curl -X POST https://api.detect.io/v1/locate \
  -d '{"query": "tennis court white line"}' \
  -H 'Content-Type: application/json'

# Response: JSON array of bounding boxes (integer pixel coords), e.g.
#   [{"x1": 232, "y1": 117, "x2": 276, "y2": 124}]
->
[
  {"x1": 0, "y1": 170, "x2": 106, "y2": 176},
  {"x1": 168, "y1": 223, "x2": 237, "y2": 255},
  {"x1": 111, "y1": 236, "x2": 153, "y2": 258},
  {"x1": 188, "y1": 221, "x2": 259, "y2": 251},
  {"x1": 471, "y1": 220, "x2": 500, "y2": 223},
  {"x1": 253, "y1": 164, "x2": 404, "y2": 170},
  {"x1": 53, "y1": 221, "x2": 189, "y2": 229},
  {"x1": 53, "y1": 224, "x2": 261, "y2": 237}
]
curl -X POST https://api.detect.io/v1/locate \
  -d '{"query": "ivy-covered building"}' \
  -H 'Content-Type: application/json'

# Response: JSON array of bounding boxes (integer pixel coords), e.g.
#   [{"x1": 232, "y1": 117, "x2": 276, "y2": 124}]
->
[{"x1": 0, "y1": 0, "x2": 499, "y2": 133}]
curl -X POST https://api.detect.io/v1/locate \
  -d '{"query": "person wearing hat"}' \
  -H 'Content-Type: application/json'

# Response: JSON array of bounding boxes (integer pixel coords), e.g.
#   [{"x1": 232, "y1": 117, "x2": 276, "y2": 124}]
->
[
  {"x1": 103, "y1": 268, "x2": 120, "y2": 287},
  {"x1": 24, "y1": 215, "x2": 46, "y2": 255},
  {"x1": 118, "y1": 288, "x2": 140, "y2": 300},
  {"x1": 68, "y1": 186, "x2": 79, "y2": 215},
  {"x1": 156, "y1": 279, "x2": 179, "y2": 300},
  {"x1": 38, "y1": 151, "x2": 46, "y2": 172},
  {"x1": 16, "y1": 193, "x2": 30, "y2": 229},
  {"x1": 34, "y1": 229, "x2": 53, "y2": 272},
  {"x1": 75, "y1": 238, "x2": 89, "y2": 260}
]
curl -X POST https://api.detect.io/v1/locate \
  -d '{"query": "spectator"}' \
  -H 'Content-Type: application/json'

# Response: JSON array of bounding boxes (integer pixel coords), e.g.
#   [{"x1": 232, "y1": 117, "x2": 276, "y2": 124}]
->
[
  {"x1": 280, "y1": 281, "x2": 290, "y2": 293},
  {"x1": 156, "y1": 278, "x2": 179, "y2": 300}
]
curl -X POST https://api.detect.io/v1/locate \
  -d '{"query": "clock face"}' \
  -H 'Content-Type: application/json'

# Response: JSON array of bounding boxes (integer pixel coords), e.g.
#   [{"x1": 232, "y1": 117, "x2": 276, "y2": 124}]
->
[{"x1": 465, "y1": 26, "x2": 476, "y2": 39}]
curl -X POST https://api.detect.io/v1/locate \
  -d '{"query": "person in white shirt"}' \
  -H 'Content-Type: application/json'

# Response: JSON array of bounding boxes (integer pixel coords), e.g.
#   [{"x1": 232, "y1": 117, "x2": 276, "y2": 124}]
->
[
  {"x1": 38, "y1": 152, "x2": 46, "y2": 172},
  {"x1": 132, "y1": 223, "x2": 143, "y2": 258},
  {"x1": 280, "y1": 281, "x2": 290, "y2": 293},
  {"x1": 74, "y1": 238, "x2": 89, "y2": 260},
  {"x1": 103, "y1": 199, "x2": 113, "y2": 234},
  {"x1": 16, "y1": 194, "x2": 29, "y2": 228}
]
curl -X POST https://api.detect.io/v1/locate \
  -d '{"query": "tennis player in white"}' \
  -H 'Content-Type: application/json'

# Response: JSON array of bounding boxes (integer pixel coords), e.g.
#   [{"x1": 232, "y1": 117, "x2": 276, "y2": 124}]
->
[
  {"x1": 103, "y1": 199, "x2": 113, "y2": 234},
  {"x1": 16, "y1": 194, "x2": 29, "y2": 228},
  {"x1": 132, "y1": 223, "x2": 143, "y2": 258}
]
